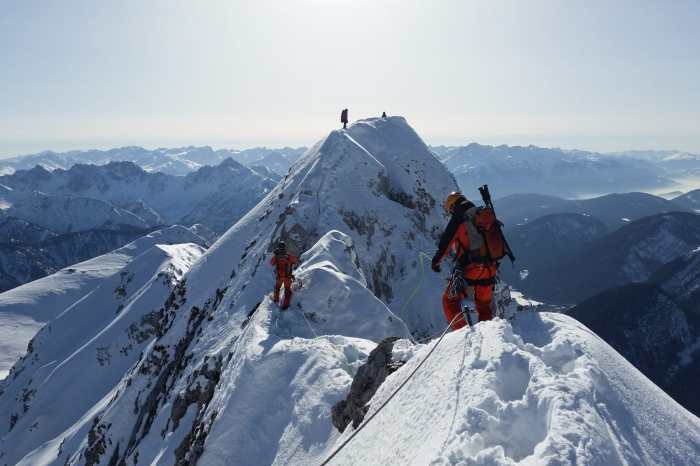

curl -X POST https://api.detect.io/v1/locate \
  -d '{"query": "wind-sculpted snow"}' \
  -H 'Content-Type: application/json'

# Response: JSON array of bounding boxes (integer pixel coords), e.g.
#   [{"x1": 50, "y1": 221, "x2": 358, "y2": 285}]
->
[{"x1": 329, "y1": 313, "x2": 700, "y2": 465}]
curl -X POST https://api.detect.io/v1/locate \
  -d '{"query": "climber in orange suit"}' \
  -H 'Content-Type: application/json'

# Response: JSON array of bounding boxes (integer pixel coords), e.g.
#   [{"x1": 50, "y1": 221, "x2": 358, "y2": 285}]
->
[
  {"x1": 431, "y1": 192, "x2": 498, "y2": 330},
  {"x1": 270, "y1": 241, "x2": 298, "y2": 310}
]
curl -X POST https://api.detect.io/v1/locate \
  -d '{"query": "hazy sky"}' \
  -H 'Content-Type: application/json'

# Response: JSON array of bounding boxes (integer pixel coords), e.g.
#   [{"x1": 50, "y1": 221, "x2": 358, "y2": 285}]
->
[{"x1": 1, "y1": 0, "x2": 699, "y2": 157}]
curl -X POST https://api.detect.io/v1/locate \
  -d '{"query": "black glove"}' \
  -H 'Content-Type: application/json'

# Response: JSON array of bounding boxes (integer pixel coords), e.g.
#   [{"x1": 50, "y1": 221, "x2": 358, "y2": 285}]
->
[{"x1": 431, "y1": 256, "x2": 441, "y2": 273}]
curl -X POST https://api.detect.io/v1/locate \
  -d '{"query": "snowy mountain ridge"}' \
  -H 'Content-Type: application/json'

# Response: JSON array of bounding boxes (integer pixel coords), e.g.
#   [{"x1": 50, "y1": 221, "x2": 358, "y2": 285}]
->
[{"x1": 0, "y1": 118, "x2": 697, "y2": 465}]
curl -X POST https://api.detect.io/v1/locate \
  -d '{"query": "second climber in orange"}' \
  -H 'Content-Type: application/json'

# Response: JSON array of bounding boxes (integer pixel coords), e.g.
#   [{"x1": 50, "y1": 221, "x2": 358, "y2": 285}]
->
[
  {"x1": 431, "y1": 192, "x2": 499, "y2": 330},
  {"x1": 270, "y1": 241, "x2": 299, "y2": 310}
]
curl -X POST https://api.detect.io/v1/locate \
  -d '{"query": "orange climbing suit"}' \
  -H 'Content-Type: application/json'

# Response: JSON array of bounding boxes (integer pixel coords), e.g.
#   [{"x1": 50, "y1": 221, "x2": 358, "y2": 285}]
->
[
  {"x1": 270, "y1": 253, "x2": 298, "y2": 309},
  {"x1": 436, "y1": 223, "x2": 497, "y2": 330}
]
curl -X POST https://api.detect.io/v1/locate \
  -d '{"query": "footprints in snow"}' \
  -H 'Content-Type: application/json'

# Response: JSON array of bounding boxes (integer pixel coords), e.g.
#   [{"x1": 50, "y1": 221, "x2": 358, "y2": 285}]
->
[{"x1": 440, "y1": 314, "x2": 586, "y2": 464}]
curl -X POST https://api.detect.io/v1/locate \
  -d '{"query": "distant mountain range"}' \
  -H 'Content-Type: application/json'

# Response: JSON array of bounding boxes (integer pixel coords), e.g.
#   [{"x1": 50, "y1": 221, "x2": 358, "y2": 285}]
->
[
  {"x1": 0, "y1": 158, "x2": 278, "y2": 234},
  {"x1": 508, "y1": 211, "x2": 700, "y2": 304},
  {"x1": 673, "y1": 188, "x2": 700, "y2": 212},
  {"x1": 611, "y1": 149, "x2": 700, "y2": 178},
  {"x1": 5, "y1": 143, "x2": 699, "y2": 199},
  {"x1": 0, "y1": 146, "x2": 305, "y2": 176},
  {"x1": 495, "y1": 191, "x2": 688, "y2": 229},
  {"x1": 432, "y1": 143, "x2": 684, "y2": 199}
]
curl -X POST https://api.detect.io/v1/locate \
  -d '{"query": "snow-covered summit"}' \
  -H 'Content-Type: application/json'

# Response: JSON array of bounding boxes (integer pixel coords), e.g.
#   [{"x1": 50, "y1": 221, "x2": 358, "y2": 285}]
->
[{"x1": 190, "y1": 116, "x2": 458, "y2": 335}]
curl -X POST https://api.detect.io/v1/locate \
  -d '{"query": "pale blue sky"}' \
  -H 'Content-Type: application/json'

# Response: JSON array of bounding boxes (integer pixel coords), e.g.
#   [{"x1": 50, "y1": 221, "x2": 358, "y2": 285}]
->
[{"x1": 1, "y1": 0, "x2": 699, "y2": 157}]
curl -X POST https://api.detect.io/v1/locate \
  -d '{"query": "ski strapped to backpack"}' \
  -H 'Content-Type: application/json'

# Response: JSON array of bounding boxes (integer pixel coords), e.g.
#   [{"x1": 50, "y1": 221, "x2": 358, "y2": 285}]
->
[{"x1": 462, "y1": 184, "x2": 515, "y2": 264}]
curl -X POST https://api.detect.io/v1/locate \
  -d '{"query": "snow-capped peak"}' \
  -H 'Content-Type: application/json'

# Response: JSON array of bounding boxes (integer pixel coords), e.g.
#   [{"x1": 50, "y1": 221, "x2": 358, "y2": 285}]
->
[{"x1": 188, "y1": 116, "x2": 458, "y2": 335}]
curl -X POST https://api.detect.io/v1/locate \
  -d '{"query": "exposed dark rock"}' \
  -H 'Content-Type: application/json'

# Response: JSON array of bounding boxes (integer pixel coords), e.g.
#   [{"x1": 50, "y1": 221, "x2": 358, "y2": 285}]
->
[
  {"x1": 114, "y1": 285, "x2": 227, "y2": 465},
  {"x1": 332, "y1": 337, "x2": 405, "y2": 432},
  {"x1": 84, "y1": 417, "x2": 111, "y2": 466},
  {"x1": 340, "y1": 209, "x2": 377, "y2": 246}
]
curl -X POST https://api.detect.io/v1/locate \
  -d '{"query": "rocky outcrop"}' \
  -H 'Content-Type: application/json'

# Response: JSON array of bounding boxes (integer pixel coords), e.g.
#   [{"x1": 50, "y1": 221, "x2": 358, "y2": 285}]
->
[{"x1": 332, "y1": 337, "x2": 405, "y2": 432}]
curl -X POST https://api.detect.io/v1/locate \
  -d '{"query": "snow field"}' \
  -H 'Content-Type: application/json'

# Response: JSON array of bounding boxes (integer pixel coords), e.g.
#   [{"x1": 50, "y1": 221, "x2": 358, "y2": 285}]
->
[{"x1": 328, "y1": 313, "x2": 700, "y2": 466}]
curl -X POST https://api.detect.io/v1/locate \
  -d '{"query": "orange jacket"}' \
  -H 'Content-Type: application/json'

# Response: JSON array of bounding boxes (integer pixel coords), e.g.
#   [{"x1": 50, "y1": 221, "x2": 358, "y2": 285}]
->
[
  {"x1": 270, "y1": 253, "x2": 298, "y2": 279},
  {"x1": 440, "y1": 224, "x2": 497, "y2": 280},
  {"x1": 433, "y1": 199, "x2": 497, "y2": 281}
]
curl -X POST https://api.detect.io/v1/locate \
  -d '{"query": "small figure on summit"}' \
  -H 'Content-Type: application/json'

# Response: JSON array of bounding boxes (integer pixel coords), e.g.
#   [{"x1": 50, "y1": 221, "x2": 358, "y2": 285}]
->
[
  {"x1": 270, "y1": 241, "x2": 298, "y2": 310},
  {"x1": 431, "y1": 188, "x2": 513, "y2": 330},
  {"x1": 381, "y1": 111, "x2": 387, "y2": 118},
  {"x1": 341, "y1": 108, "x2": 349, "y2": 129}
]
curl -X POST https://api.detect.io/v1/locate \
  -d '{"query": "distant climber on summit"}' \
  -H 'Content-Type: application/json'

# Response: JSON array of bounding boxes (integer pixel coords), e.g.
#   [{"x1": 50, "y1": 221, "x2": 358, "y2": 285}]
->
[
  {"x1": 381, "y1": 111, "x2": 387, "y2": 118},
  {"x1": 270, "y1": 241, "x2": 298, "y2": 310},
  {"x1": 341, "y1": 108, "x2": 349, "y2": 129},
  {"x1": 431, "y1": 190, "x2": 511, "y2": 330}
]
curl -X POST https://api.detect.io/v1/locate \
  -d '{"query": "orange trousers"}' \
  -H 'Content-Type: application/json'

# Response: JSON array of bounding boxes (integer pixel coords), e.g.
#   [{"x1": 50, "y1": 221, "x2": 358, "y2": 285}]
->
[
  {"x1": 274, "y1": 277, "x2": 293, "y2": 309},
  {"x1": 442, "y1": 280, "x2": 494, "y2": 330}
]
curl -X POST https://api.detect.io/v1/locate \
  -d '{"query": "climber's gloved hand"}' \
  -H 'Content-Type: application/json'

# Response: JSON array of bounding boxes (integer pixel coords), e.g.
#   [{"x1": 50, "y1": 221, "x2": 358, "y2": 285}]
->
[{"x1": 431, "y1": 256, "x2": 441, "y2": 273}]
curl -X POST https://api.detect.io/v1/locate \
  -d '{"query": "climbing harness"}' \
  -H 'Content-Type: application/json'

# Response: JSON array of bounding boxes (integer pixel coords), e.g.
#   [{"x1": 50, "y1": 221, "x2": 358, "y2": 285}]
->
[
  {"x1": 319, "y1": 312, "x2": 462, "y2": 466},
  {"x1": 447, "y1": 267, "x2": 465, "y2": 300}
]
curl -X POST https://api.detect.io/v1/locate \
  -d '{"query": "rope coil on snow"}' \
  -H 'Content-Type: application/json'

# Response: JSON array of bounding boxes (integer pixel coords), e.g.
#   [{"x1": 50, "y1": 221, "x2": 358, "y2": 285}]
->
[{"x1": 319, "y1": 313, "x2": 463, "y2": 466}]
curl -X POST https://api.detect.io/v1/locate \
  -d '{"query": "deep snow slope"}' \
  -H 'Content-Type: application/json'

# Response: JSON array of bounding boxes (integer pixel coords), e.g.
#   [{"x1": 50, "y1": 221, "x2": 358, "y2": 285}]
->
[
  {"x1": 329, "y1": 313, "x2": 700, "y2": 466},
  {"x1": 0, "y1": 226, "x2": 207, "y2": 379}
]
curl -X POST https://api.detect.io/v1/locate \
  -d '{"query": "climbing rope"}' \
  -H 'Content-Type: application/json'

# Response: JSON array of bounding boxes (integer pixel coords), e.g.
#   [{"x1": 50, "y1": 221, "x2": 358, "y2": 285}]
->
[
  {"x1": 319, "y1": 312, "x2": 462, "y2": 466},
  {"x1": 299, "y1": 308, "x2": 320, "y2": 338},
  {"x1": 395, "y1": 251, "x2": 433, "y2": 320}
]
